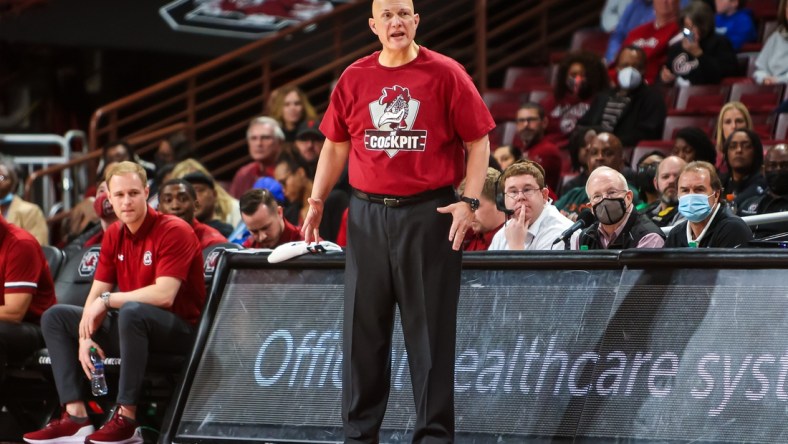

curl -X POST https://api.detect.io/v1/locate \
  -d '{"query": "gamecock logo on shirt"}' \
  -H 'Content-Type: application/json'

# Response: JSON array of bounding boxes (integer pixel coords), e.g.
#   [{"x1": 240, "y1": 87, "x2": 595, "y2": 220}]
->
[
  {"x1": 78, "y1": 247, "x2": 101, "y2": 278},
  {"x1": 365, "y1": 85, "x2": 428, "y2": 158}
]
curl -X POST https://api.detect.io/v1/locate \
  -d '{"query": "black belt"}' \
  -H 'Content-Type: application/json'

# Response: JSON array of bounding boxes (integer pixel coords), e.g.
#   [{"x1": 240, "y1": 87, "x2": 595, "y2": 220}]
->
[{"x1": 352, "y1": 187, "x2": 453, "y2": 208}]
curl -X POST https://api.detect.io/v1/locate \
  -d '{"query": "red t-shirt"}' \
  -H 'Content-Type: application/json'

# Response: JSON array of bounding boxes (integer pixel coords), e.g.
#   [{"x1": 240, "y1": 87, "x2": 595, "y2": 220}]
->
[
  {"x1": 95, "y1": 207, "x2": 206, "y2": 325},
  {"x1": 321, "y1": 46, "x2": 495, "y2": 195},
  {"x1": 462, "y1": 223, "x2": 503, "y2": 251},
  {"x1": 0, "y1": 218, "x2": 56, "y2": 323},
  {"x1": 229, "y1": 162, "x2": 277, "y2": 199},
  {"x1": 617, "y1": 20, "x2": 681, "y2": 84},
  {"x1": 242, "y1": 219, "x2": 303, "y2": 248},
  {"x1": 192, "y1": 220, "x2": 228, "y2": 250}
]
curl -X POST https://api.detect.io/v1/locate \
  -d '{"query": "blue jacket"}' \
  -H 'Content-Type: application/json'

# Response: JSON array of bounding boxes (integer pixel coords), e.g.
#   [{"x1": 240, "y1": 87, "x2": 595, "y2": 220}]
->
[{"x1": 715, "y1": 9, "x2": 757, "y2": 51}]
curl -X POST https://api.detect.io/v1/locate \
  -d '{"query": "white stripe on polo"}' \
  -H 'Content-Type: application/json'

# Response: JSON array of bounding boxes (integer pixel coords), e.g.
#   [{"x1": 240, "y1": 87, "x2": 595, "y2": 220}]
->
[{"x1": 5, "y1": 281, "x2": 38, "y2": 288}]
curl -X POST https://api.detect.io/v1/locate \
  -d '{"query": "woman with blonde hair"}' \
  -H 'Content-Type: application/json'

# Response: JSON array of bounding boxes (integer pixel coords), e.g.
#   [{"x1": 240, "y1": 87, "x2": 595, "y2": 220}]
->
[
  {"x1": 171, "y1": 158, "x2": 241, "y2": 228},
  {"x1": 714, "y1": 101, "x2": 753, "y2": 173},
  {"x1": 268, "y1": 86, "x2": 318, "y2": 143}
]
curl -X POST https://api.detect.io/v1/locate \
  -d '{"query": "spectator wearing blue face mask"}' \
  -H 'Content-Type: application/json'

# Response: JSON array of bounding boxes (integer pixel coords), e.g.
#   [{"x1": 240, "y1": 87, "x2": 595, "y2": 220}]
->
[{"x1": 665, "y1": 161, "x2": 752, "y2": 247}]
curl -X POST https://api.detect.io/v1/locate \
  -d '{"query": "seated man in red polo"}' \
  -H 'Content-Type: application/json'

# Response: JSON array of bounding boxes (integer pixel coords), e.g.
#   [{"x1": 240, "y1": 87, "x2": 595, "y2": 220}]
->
[
  {"x1": 24, "y1": 161, "x2": 206, "y2": 444},
  {"x1": 0, "y1": 213, "x2": 56, "y2": 376},
  {"x1": 157, "y1": 178, "x2": 228, "y2": 249},
  {"x1": 239, "y1": 188, "x2": 303, "y2": 248}
]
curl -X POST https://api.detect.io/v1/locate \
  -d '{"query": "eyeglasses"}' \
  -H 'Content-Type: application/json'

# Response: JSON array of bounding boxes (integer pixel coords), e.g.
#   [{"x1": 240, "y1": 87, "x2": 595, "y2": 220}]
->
[
  {"x1": 504, "y1": 188, "x2": 541, "y2": 199},
  {"x1": 589, "y1": 189, "x2": 627, "y2": 204},
  {"x1": 516, "y1": 117, "x2": 540, "y2": 124}
]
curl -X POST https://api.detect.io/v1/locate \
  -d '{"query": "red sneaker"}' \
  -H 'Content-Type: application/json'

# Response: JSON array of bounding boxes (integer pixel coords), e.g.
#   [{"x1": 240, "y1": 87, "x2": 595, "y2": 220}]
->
[
  {"x1": 84, "y1": 409, "x2": 142, "y2": 444},
  {"x1": 22, "y1": 411, "x2": 95, "y2": 444}
]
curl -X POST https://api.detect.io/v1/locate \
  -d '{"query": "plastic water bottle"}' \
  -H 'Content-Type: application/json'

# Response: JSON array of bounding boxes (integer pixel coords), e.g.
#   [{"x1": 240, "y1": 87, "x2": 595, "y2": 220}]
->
[
  {"x1": 90, "y1": 347, "x2": 108, "y2": 396},
  {"x1": 726, "y1": 193, "x2": 738, "y2": 215}
]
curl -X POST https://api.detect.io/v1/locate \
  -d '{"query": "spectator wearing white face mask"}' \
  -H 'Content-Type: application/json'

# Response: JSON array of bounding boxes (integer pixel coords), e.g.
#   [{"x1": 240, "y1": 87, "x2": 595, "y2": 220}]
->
[{"x1": 577, "y1": 46, "x2": 666, "y2": 148}]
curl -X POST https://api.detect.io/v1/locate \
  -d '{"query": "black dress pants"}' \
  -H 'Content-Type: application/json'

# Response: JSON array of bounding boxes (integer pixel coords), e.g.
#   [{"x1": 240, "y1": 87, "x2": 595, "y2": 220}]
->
[{"x1": 343, "y1": 190, "x2": 461, "y2": 444}]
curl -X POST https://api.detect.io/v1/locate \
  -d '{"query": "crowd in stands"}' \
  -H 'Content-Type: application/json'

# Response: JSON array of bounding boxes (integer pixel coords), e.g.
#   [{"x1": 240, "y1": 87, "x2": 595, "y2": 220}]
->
[{"x1": 1, "y1": 0, "x2": 788, "y2": 440}]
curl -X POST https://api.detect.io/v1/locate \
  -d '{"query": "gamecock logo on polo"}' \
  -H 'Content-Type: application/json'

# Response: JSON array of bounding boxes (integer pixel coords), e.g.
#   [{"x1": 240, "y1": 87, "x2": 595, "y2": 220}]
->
[
  {"x1": 365, "y1": 85, "x2": 427, "y2": 158},
  {"x1": 78, "y1": 248, "x2": 101, "y2": 278}
]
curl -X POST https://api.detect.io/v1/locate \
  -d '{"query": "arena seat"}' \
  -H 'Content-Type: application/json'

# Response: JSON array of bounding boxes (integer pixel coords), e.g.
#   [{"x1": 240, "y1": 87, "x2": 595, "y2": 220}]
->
[
  {"x1": 662, "y1": 116, "x2": 717, "y2": 140},
  {"x1": 751, "y1": 113, "x2": 777, "y2": 140},
  {"x1": 730, "y1": 83, "x2": 786, "y2": 114},
  {"x1": 489, "y1": 121, "x2": 517, "y2": 148},
  {"x1": 41, "y1": 245, "x2": 65, "y2": 281},
  {"x1": 483, "y1": 90, "x2": 529, "y2": 123},
  {"x1": 502, "y1": 67, "x2": 551, "y2": 91},
  {"x1": 631, "y1": 141, "x2": 674, "y2": 169},
  {"x1": 775, "y1": 113, "x2": 788, "y2": 140},
  {"x1": 569, "y1": 27, "x2": 610, "y2": 57},
  {"x1": 748, "y1": 0, "x2": 779, "y2": 20},
  {"x1": 668, "y1": 85, "x2": 730, "y2": 116},
  {"x1": 54, "y1": 245, "x2": 101, "y2": 307},
  {"x1": 527, "y1": 87, "x2": 552, "y2": 106}
]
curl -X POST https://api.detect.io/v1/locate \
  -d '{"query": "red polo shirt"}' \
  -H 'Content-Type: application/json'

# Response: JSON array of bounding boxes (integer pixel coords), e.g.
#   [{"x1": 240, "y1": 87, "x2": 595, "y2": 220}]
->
[
  {"x1": 0, "y1": 218, "x2": 56, "y2": 323},
  {"x1": 95, "y1": 207, "x2": 206, "y2": 325},
  {"x1": 192, "y1": 220, "x2": 228, "y2": 249},
  {"x1": 243, "y1": 219, "x2": 303, "y2": 248}
]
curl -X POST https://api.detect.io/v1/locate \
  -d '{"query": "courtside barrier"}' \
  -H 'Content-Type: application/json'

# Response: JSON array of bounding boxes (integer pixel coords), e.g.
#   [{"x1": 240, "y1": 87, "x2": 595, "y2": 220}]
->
[{"x1": 162, "y1": 249, "x2": 788, "y2": 444}]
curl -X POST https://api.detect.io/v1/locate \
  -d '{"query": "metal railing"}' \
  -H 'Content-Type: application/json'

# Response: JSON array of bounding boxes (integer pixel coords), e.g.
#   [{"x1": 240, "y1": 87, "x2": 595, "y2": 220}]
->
[
  {"x1": 87, "y1": 0, "x2": 605, "y2": 180},
  {"x1": 1, "y1": 130, "x2": 86, "y2": 213}
]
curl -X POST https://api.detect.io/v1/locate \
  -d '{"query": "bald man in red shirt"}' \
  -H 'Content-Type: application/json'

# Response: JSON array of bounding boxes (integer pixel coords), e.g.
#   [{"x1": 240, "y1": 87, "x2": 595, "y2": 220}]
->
[{"x1": 25, "y1": 161, "x2": 206, "y2": 444}]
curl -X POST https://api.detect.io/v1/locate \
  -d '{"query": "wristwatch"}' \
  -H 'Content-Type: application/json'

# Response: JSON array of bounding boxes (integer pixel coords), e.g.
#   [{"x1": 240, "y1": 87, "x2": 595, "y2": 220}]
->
[
  {"x1": 460, "y1": 196, "x2": 480, "y2": 211},
  {"x1": 100, "y1": 291, "x2": 111, "y2": 309}
]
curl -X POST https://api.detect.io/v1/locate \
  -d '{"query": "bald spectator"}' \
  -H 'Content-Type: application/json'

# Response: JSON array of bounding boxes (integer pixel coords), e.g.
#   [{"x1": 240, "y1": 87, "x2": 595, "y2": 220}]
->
[
  {"x1": 646, "y1": 155, "x2": 687, "y2": 227},
  {"x1": 740, "y1": 144, "x2": 788, "y2": 238},
  {"x1": 665, "y1": 161, "x2": 752, "y2": 247},
  {"x1": 229, "y1": 116, "x2": 285, "y2": 199},
  {"x1": 458, "y1": 168, "x2": 506, "y2": 251},
  {"x1": 556, "y1": 132, "x2": 641, "y2": 219},
  {"x1": 577, "y1": 166, "x2": 665, "y2": 249},
  {"x1": 489, "y1": 160, "x2": 573, "y2": 251},
  {"x1": 239, "y1": 188, "x2": 303, "y2": 249},
  {"x1": 0, "y1": 159, "x2": 48, "y2": 245},
  {"x1": 512, "y1": 102, "x2": 562, "y2": 192},
  {"x1": 158, "y1": 179, "x2": 228, "y2": 249},
  {"x1": 579, "y1": 46, "x2": 666, "y2": 148}
]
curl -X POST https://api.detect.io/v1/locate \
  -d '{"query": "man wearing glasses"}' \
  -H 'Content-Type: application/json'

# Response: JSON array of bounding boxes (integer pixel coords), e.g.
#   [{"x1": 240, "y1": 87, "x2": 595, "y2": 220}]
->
[
  {"x1": 513, "y1": 102, "x2": 562, "y2": 192},
  {"x1": 577, "y1": 166, "x2": 664, "y2": 249},
  {"x1": 489, "y1": 160, "x2": 573, "y2": 250}
]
